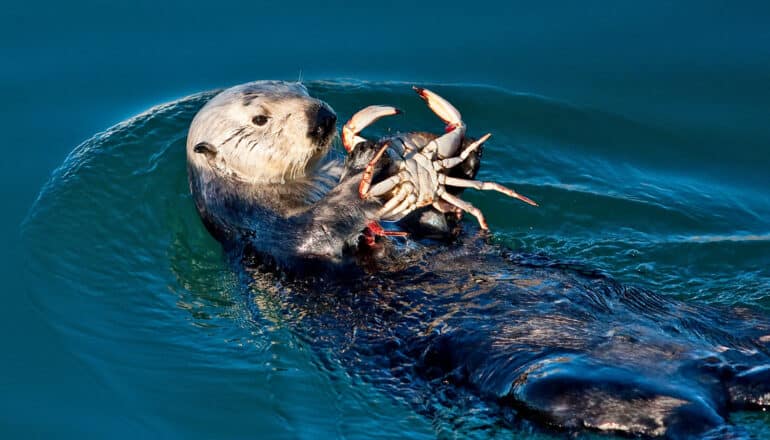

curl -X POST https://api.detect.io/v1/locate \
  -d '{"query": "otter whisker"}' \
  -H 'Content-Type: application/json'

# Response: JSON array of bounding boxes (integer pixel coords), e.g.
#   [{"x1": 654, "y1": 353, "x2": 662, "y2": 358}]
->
[
  {"x1": 233, "y1": 127, "x2": 262, "y2": 163},
  {"x1": 220, "y1": 127, "x2": 246, "y2": 150},
  {"x1": 233, "y1": 132, "x2": 248, "y2": 154}
]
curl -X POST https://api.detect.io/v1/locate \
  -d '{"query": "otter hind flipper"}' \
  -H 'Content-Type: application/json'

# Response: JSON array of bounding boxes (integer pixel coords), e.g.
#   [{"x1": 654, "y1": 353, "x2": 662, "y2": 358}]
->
[
  {"x1": 505, "y1": 356, "x2": 727, "y2": 439},
  {"x1": 727, "y1": 365, "x2": 770, "y2": 411}
]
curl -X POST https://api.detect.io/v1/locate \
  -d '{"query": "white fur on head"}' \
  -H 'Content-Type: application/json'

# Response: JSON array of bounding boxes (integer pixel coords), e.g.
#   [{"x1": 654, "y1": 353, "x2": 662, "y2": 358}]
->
[{"x1": 187, "y1": 80, "x2": 334, "y2": 184}]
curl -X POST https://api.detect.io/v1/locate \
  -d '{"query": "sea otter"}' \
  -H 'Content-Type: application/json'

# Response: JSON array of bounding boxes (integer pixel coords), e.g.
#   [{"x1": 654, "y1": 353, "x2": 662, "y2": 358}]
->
[
  {"x1": 187, "y1": 80, "x2": 770, "y2": 439},
  {"x1": 186, "y1": 80, "x2": 486, "y2": 271}
]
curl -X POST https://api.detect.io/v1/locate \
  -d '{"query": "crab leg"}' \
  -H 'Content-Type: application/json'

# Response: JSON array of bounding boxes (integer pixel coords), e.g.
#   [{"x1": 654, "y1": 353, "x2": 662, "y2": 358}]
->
[
  {"x1": 364, "y1": 184, "x2": 412, "y2": 241},
  {"x1": 365, "y1": 222, "x2": 408, "y2": 238},
  {"x1": 420, "y1": 123, "x2": 465, "y2": 160},
  {"x1": 438, "y1": 133, "x2": 491, "y2": 169},
  {"x1": 432, "y1": 200, "x2": 463, "y2": 219},
  {"x1": 342, "y1": 105, "x2": 401, "y2": 152},
  {"x1": 381, "y1": 190, "x2": 418, "y2": 221},
  {"x1": 441, "y1": 176, "x2": 539, "y2": 207},
  {"x1": 367, "y1": 174, "x2": 403, "y2": 198},
  {"x1": 438, "y1": 191, "x2": 490, "y2": 230},
  {"x1": 378, "y1": 184, "x2": 412, "y2": 218},
  {"x1": 358, "y1": 142, "x2": 392, "y2": 198}
]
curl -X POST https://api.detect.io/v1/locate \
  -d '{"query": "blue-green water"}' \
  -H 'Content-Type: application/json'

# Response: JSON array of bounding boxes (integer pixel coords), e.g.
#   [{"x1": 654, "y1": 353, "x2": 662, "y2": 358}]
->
[{"x1": 3, "y1": 2, "x2": 770, "y2": 438}]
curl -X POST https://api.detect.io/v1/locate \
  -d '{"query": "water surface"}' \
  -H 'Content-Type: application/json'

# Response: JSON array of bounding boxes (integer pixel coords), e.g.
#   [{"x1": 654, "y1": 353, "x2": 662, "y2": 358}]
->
[
  {"x1": 4, "y1": 2, "x2": 770, "y2": 438},
  {"x1": 21, "y1": 81, "x2": 770, "y2": 438}
]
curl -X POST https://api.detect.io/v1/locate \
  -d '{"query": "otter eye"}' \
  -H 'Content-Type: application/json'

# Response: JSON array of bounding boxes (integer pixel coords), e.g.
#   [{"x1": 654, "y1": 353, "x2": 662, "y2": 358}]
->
[{"x1": 252, "y1": 115, "x2": 270, "y2": 126}]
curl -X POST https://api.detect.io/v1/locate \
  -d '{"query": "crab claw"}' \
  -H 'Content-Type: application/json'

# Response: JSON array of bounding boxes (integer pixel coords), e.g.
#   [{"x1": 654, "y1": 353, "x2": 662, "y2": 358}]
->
[
  {"x1": 342, "y1": 105, "x2": 401, "y2": 152},
  {"x1": 413, "y1": 86, "x2": 462, "y2": 129},
  {"x1": 412, "y1": 87, "x2": 466, "y2": 159}
]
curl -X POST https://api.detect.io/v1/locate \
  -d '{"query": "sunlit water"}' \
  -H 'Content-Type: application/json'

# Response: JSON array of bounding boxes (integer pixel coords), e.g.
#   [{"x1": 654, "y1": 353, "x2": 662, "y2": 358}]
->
[{"x1": 22, "y1": 81, "x2": 770, "y2": 438}]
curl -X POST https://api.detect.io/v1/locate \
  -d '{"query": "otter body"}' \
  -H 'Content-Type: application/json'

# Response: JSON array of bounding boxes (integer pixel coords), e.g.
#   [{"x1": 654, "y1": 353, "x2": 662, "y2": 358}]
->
[
  {"x1": 249, "y1": 247, "x2": 770, "y2": 439},
  {"x1": 188, "y1": 81, "x2": 770, "y2": 438}
]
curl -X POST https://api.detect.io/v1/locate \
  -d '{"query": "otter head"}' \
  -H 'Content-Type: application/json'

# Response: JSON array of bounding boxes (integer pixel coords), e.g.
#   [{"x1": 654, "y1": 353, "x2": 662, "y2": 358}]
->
[{"x1": 187, "y1": 80, "x2": 337, "y2": 184}]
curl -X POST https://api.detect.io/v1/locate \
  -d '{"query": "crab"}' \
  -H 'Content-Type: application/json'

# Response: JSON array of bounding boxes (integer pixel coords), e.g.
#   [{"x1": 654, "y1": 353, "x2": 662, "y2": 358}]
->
[{"x1": 342, "y1": 86, "x2": 538, "y2": 232}]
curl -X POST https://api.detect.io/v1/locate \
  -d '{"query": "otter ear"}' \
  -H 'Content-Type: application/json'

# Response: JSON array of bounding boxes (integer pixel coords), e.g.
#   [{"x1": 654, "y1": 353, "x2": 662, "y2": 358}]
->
[{"x1": 194, "y1": 142, "x2": 217, "y2": 158}]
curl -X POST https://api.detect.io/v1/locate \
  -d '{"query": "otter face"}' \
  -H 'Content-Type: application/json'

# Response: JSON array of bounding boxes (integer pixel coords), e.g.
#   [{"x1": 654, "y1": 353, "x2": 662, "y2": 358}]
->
[{"x1": 187, "y1": 80, "x2": 337, "y2": 184}]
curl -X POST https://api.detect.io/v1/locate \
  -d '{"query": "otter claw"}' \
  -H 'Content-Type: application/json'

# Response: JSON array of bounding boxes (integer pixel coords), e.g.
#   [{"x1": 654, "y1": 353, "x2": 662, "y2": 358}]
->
[{"x1": 342, "y1": 105, "x2": 401, "y2": 152}]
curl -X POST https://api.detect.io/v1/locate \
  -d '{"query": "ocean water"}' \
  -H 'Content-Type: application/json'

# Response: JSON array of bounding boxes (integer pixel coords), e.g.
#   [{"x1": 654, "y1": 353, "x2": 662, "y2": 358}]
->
[{"x1": 3, "y1": 2, "x2": 770, "y2": 439}]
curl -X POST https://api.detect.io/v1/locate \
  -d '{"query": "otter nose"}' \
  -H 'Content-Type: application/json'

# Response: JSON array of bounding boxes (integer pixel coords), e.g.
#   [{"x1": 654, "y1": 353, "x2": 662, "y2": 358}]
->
[{"x1": 308, "y1": 103, "x2": 337, "y2": 145}]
